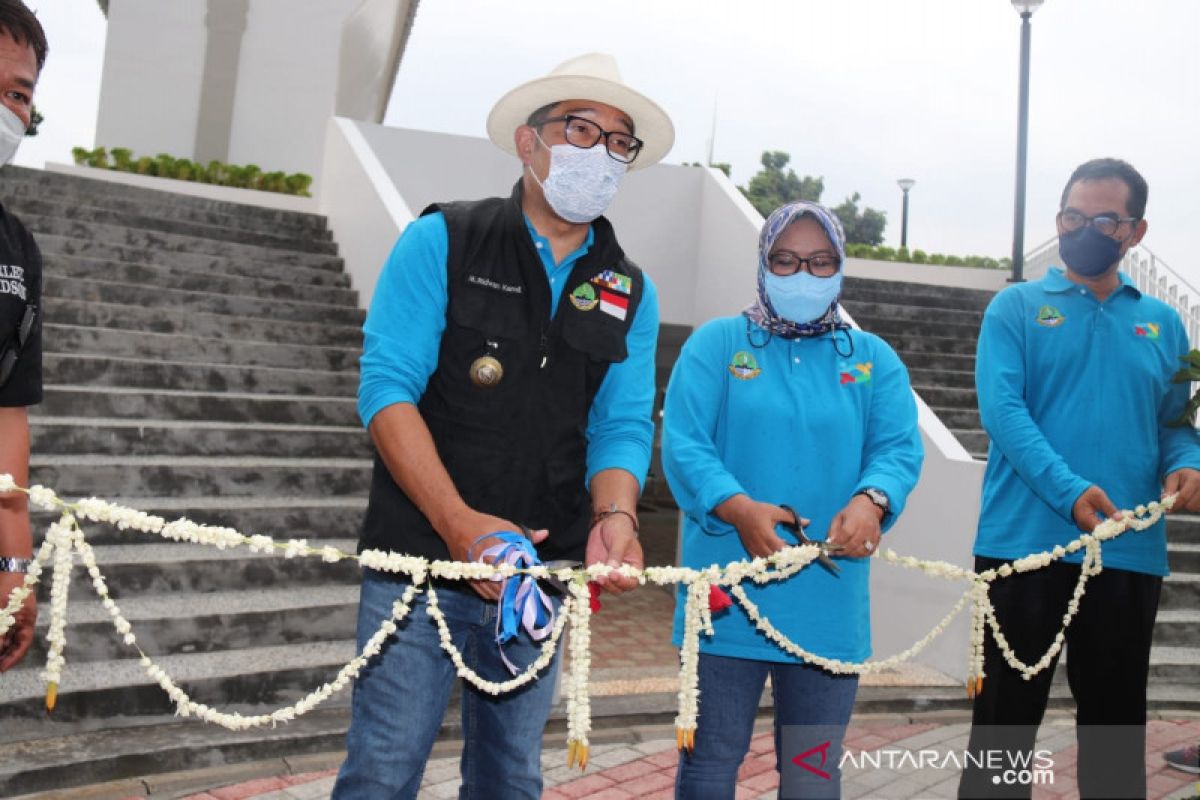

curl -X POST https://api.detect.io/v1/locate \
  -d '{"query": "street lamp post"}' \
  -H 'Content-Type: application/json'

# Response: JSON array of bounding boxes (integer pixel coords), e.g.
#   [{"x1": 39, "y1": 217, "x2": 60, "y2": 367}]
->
[
  {"x1": 897, "y1": 178, "x2": 916, "y2": 250},
  {"x1": 1009, "y1": 0, "x2": 1044, "y2": 283}
]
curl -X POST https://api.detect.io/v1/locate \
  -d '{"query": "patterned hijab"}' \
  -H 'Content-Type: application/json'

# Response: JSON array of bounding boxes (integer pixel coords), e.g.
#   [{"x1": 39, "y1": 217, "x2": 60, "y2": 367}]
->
[{"x1": 743, "y1": 200, "x2": 851, "y2": 339}]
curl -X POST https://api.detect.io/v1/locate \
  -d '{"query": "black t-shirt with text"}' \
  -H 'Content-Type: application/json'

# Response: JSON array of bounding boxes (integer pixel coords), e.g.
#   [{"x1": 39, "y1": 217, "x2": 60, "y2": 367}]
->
[{"x1": 0, "y1": 200, "x2": 42, "y2": 407}]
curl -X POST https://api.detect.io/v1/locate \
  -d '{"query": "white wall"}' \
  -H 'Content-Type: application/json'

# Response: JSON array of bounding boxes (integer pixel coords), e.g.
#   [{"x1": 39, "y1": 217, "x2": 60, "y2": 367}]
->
[{"x1": 96, "y1": 0, "x2": 207, "y2": 159}]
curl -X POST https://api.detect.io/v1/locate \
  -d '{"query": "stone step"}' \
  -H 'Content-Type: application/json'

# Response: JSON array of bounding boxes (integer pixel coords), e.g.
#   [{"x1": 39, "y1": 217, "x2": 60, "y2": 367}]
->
[
  {"x1": 29, "y1": 416, "x2": 370, "y2": 459},
  {"x1": 890, "y1": 350, "x2": 976, "y2": 373},
  {"x1": 874, "y1": 332, "x2": 977, "y2": 356},
  {"x1": 40, "y1": 235, "x2": 351, "y2": 288},
  {"x1": 26, "y1": 539, "x2": 361, "y2": 603},
  {"x1": 0, "y1": 638, "x2": 360, "y2": 721},
  {"x1": 44, "y1": 251, "x2": 357, "y2": 307},
  {"x1": 1, "y1": 165, "x2": 330, "y2": 237},
  {"x1": 24, "y1": 585, "x2": 358, "y2": 666},
  {"x1": 46, "y1": 274, "x2": 364, "y2": 328},
  {"x1": 27, "y1": 455, "x2": 372, "y2": 499},
  {"x1": 1149, "y1": 645, "x2": 1200, "y2": 682},
  {"x1": 844, "y1": 299, "x2": 983, "y2": 327},
  {"x1": 907, "y1": 367, "x2": 975, "y2": 389},
  {"x1": 36, "y1": 385, "x2": 360, "y2": 427},
  {"x1": 928, "y1": 406, "x2": 981, "y2": 430},
  {"x1": 950, "y1": 428, "x2": 990, "y2": 458},
  {"x1": 45, "y1": 323, "x2": 360, "y2": 373},
  {"x1": 855, "y1": 314, "x2": 982, "y2": 343},
  {"x1": 21, "y1": 211, "x2": 343, "y2": 273},
  {"x1": 912, "y1": 384, "x2": 978, "y2": 409},
  {"x1": 1161, "y1": 572, "x2": 1199, "y2": 609},
  {"x1": 42, "y1": 352, "x2": 358, "y2": 398},
  {"x1": 0, "y1": 178, "x2": 331, "y2": 240},
  {"x1": 30, "y1": 496, "x2": 367, "y2": 547},
  {"x1": 1154, "y1": 608, "x2": 1200, "y2": 647},
  {"x1": 1169, "y1": 543, "x2": 1200, "y2": 573},
  {"x1": 1, "y1": 194, "x2": 336, "y2": 255},
  {"x1": 844, "y1": 276, "x2": 996, "y2": 311},
  {"x1": 1169, "y1": 514, "x2": 1200, "y2": 544},
  {"x1": 45, "y1": 297, "x2": 361, "y2": 348}
]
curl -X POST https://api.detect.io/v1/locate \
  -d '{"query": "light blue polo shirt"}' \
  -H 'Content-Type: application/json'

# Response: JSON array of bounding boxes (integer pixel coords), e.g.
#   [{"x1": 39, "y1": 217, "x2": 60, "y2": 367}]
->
[{"x1": 975, "y1": 267, "x2": 1200, "y2": 576}]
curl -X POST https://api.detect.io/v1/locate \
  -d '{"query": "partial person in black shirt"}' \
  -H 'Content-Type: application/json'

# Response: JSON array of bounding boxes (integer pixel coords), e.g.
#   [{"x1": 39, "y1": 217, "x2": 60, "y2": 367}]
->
[{"x1": 0, "y1": 0, "x2": 47, "y2": 673}]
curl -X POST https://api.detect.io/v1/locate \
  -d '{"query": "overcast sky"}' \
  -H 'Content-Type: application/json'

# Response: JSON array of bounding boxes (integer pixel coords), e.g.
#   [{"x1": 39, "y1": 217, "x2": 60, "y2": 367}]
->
[{"x1": 21, "y1": 0, "x2": 1200, "y2": 289}]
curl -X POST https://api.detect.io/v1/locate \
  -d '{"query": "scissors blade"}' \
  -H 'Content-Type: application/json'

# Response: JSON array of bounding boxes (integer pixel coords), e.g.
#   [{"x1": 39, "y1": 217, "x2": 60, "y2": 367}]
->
[{"x1": 779, "y1": 504, "x2": 841, "y2": 576}]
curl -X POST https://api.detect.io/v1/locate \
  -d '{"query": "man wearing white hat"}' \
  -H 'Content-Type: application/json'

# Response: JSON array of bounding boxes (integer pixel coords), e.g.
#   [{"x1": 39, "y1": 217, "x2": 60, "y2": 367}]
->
[{"x1": 333, "y1": 54, "x2": 674, "y2": 798}]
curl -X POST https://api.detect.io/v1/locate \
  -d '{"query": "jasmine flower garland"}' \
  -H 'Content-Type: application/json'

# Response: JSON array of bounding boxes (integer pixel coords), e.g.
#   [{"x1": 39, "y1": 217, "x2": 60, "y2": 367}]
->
[{"x1": 0, "y1": 477, "x2": 1175, "y2": 768}]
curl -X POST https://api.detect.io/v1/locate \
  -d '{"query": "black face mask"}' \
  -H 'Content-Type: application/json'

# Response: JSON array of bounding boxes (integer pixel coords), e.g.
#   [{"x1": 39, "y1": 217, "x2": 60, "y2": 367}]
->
[{"x1": 1059, "y1": 226, "x2": 1122, "y2": 278}]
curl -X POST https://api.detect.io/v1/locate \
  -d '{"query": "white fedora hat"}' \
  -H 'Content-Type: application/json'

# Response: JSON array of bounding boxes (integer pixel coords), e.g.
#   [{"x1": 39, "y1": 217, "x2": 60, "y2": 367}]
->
[{"x1": 486, "y1": 52, "x2": 675, "y2": 171}]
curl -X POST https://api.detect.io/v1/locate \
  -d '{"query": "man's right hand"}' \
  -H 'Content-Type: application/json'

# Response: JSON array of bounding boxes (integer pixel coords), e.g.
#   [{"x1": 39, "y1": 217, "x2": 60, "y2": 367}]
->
[
  {"x1": 0, "y1": 572, "x2": 35, "y2": 672},
  {"x1": 716, "y1": 495, "x2": 805, "y2": 559},
  {"x1": 440, "y1": 508, "x2": 547, "y2": 601},
  {"x1": 1071, "y1": 485, "x2": 1122, "y2": 533}
]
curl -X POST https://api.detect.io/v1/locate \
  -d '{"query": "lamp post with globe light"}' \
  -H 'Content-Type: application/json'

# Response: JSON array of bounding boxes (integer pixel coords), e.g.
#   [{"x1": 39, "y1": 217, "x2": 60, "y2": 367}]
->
[
  {"x1": 1009, "y1": 0, "x2": 1045, "y2": 283},
  {"x1": 897, "y1": 178, "x2": 916, "y2": 250}
]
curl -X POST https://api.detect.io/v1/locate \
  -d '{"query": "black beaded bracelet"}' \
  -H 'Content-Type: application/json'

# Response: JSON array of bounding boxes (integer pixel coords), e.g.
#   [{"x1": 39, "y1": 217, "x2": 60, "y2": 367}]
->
[{"x1": 591, "y1": 504, "x2": 639, "y2": 535}]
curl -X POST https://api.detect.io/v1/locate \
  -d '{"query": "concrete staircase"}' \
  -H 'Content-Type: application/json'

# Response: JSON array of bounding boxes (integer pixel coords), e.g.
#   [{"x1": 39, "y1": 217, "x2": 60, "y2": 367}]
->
[{"x1": 0, "y1": 166, "x2": 370, "y2": 795}]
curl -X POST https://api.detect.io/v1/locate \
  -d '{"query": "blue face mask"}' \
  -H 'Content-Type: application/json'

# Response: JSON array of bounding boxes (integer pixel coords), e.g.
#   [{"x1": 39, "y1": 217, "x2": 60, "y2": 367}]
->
[
  {"x1": 763, "y1": 271, "x2": 843, "y2": 324},
  {"x1": 1059, "y1": 225, "x2": 1123, "y2": 278}
]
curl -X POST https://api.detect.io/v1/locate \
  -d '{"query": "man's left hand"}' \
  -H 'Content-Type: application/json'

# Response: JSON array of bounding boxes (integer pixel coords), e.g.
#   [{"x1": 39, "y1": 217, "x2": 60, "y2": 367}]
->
[
  {"x1": 584, "y1": 514, "x2": 642, "y2": 595},
  {"x1": 826, "y1": 495, "x2": 883, "y2": 559},
  {"x1": 1163, "y1": 468, "x2": 1200, "y2": 512}
]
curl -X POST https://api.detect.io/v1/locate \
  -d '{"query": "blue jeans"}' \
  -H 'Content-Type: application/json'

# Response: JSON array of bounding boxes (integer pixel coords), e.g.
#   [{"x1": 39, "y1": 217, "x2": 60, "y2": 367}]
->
[
  {"x1": 332, "y1": 569, "x2": 562, "y2": 800},
  {"x1": 676, "y1": 652, "x2": 858, "y2": 800}
]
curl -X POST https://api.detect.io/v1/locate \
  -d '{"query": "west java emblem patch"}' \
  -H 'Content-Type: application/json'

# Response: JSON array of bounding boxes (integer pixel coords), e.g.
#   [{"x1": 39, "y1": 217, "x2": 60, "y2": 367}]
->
[
  {"x1": 570, "y1": 282, "x2": 599, "y2": 311},
  {"x1": 728, "y1": 351, "x2": 762, "y2": 380},
  {"x1": 1036, "y1": 305, "x2": 1065, "y2": 327}
]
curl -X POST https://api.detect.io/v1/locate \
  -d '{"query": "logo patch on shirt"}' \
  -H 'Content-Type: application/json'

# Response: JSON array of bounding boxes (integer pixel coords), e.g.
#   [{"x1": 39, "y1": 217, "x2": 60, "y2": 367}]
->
[
  {"x1": 1134, "y1": 322, "x2": 1160, "y2": 339},
  {"x1": 1036, "y1": 305, "x2": 1065, "y2": 327},
  {"x1": 592, "y1": 269, "x2": 632, "y2": 295},
  {"x1": 570, "y1": 282, "x2": 598, "y2": 311},
  {"x1": 839, "y1": 362, "x2": 872, "y2": 385},
  {"x1": 598, "y1": 289, "x2": 628, "y2": 320},
  {"x1": 728, "y1": 351, "x2": 761, "y2": 380}
]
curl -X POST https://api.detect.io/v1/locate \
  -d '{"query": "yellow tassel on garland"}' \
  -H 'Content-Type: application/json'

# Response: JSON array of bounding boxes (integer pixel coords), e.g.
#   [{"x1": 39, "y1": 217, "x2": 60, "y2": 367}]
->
[
  {"x1": 45, "y1": 682, "x2": 57, "y2": 712},
  {"x1": 567, "y1": 739, "x2": 589, "y2": 770}
]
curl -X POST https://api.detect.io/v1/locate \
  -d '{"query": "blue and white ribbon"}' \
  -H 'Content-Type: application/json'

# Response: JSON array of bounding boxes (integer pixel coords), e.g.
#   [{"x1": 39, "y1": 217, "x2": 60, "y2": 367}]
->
[{"x1": 471, "y1": 532, "x2": 556, "y2": 674}]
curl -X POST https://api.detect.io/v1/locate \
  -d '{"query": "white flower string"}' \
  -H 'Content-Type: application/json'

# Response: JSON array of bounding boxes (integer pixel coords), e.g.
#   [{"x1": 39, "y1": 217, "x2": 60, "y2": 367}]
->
[
  {"x1": 565, "y1": 580, "x2": 593, "y2": 769},
  {"x1": 0, "y1": 479, "x2": 1175, "y2": 770}
]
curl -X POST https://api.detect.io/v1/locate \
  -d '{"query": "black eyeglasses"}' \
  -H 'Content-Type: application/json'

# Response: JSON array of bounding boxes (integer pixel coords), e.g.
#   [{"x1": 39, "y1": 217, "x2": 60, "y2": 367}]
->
[
  {"x1": 767, "y1": 251, "x2": 841, "y2": 278},
  {"x1": 0, "y1": 304, "x2": 37, "y2": 388},
  {"x1": 1058, "y1": 209, "x2": 1139, "y2": 240},
  {"x1": 537, "y1": 115, "x2": 644, "y2": 164}
]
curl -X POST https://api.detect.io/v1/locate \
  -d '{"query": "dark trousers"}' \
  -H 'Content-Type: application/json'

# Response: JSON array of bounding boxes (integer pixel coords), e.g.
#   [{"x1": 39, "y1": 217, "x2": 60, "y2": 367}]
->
[{"x1": 958, "y1": 557, "x2": 1162, "y2": 799}]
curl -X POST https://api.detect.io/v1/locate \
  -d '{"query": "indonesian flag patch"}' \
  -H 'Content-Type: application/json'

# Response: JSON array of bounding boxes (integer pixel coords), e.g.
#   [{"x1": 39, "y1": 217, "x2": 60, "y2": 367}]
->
[{"x1": 598, "y1": 289, "x2": 628, "y2": 320}]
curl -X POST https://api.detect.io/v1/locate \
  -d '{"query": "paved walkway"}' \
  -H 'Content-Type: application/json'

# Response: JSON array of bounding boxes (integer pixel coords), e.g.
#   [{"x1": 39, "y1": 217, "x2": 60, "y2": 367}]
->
[{"x1": 174, "y1": 718, "x2": 1200, "y2": 799}]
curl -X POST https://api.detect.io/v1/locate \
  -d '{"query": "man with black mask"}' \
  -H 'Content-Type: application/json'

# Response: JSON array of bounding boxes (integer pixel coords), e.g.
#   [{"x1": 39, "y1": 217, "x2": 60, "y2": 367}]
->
[{"x1": 960, "y1": 158, "x2": 1200, "y2": 797}]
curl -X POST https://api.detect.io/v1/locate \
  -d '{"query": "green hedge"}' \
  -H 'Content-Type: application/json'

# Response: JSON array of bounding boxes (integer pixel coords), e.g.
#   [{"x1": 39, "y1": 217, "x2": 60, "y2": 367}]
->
[
  {"x1": 71, "y1": 147, "x2": 313, "y2": 197},
  {"x1": 845, "y1": 242, "x2": 1010, "y2": 271}
]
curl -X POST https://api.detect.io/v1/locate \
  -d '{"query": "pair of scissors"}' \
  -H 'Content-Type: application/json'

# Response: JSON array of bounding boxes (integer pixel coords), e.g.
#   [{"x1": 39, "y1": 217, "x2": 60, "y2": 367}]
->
[
  {"x1": 516, "y1": 525, "x2": 581, "y2": 595},
  {"x1": 778, "y1": 504, "x2": 843, "y2": 576}
]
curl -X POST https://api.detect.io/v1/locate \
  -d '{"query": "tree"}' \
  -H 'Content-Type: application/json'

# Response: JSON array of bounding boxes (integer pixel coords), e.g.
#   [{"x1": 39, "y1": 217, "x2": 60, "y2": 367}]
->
[
  {"x1": 738, "y1": 151, "x2": 823, "y2": 217},
  {"x1": 832, "y1": 192, "x2": 887, "y2": 246}
]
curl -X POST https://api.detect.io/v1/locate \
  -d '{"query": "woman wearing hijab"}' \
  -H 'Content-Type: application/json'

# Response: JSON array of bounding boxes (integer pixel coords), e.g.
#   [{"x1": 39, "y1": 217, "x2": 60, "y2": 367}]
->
[{"x1": 663, "y1": 200, "x2": 924, "y2": 798}]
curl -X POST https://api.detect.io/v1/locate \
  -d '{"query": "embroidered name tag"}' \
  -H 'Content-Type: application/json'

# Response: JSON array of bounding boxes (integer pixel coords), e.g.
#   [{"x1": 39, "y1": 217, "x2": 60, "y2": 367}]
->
[{"x1": 467, "y1": 274, "x2": 523, "y2": 294}]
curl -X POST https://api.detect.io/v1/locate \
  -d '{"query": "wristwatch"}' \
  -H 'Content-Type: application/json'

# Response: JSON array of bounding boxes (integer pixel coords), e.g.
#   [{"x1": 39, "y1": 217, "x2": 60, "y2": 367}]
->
[
  {"x1": 0, "y1": 556, "x2": 31, "y2": 574},
  {"x1": 855, "y1": 487, "x2": 891, "y2": 517}
]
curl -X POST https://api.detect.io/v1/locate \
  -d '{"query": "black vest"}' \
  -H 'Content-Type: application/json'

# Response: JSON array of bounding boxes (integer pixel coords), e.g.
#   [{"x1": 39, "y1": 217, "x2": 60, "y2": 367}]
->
[{"x1": 359, "y1": 181, "x2": 645, "y2": 562}]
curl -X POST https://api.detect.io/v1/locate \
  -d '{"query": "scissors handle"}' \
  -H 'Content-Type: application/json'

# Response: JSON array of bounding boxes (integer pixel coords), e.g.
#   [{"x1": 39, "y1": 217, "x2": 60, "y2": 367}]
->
[{"x1": 778, "y1": 504, "x2": 841, "y2": 575}]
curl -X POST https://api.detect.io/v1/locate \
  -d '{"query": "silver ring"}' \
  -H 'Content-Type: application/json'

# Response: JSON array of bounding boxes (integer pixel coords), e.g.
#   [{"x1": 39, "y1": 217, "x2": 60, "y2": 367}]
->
[{"x1": 864, "y1": 540, "x2": 875, "y2": 552}]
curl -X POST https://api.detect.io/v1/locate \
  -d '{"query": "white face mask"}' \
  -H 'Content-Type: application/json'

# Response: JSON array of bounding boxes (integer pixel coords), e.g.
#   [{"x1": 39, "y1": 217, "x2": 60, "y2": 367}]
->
[
  {"x1": 0, "y1": 105, "x2": 26, "y2": 165},
  {"x1": 528, "y1": 133, "x2": 626, "y2": 224}
]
